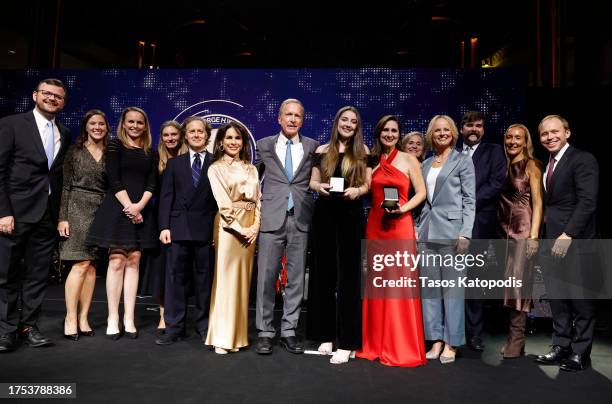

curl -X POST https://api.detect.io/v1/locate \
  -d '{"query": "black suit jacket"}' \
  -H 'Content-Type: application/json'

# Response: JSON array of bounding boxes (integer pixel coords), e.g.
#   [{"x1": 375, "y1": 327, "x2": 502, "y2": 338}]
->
[
  {"x1": 159, "y1": 152, "x2": 217, "y2": 242},
  {"x1": 0, "y1": 110, "x2": 70, "y2": 223},
  {"x1": 458, "y1": 142, "x2": 506, "y2": 238},
  {"x1": 544, "y1": 145, "x2": 598, "y2": 239}
]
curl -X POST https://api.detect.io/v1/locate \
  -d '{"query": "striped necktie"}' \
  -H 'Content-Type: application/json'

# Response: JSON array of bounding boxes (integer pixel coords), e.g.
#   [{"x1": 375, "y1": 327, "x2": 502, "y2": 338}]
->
[{"x1": 192, "y1": 153, "x2": 202, "y2": 187}]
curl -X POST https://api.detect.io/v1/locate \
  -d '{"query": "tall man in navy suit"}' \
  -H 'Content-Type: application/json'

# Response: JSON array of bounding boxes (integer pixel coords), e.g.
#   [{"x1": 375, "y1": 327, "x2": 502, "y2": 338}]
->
[
  {"x1": 0, "y1": 78, "x2": 71, "y2": 352},
  {"x1": 155, "y1": 116, "x2": 217, "y2": 345},
  {"x1": 458, "y1": 111, "x2": 507, "y2": 351},
  {"x1": 535, "y1": 115, "x2": 598, "y2": 372}
]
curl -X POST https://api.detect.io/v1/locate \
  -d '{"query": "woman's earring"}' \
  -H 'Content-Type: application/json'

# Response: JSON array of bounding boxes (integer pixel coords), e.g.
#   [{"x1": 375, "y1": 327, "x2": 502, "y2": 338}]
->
[{"x1": 219, "y1": 144, "x2": 224, "y2": 152}]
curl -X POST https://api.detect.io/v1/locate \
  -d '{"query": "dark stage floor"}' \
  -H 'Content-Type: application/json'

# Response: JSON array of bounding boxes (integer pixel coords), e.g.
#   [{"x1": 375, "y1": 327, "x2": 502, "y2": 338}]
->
[{"x1": 2, "y1": 282, "x2": 612, "y2": 403}]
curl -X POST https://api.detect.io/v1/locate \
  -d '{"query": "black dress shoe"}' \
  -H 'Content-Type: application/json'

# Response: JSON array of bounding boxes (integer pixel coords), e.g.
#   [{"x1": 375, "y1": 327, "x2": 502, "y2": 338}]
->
[
  {"x1": 155, "y1": 332, "x2": 182, "y2": 346},
  {"x1": 560, "y1": 353, "x2": 590, "y2": 372},
  {"x1": 255, "y1": 337, "x2": 274, "y2": 355},
  {"x1": 105, "y1": 327, "x2": 123, "y2": 341},
  {"x1": 62, "y1": 321, "x2": 79, "y2": 341},
  {"x1": 20, "y1": 326, "x2": 52, "y2": 347},
  {"x1": 468, "y1": 337, "x2": 485, "y2": 352},
  {"x1": 124, "y1": 330, "x2": 139, "y2": 339},
  {"x1": 279, "y1": 336, "x2": 304, "y2": 354},
  {"x1": 155, "y1": 328, "x2": 165, "y2": 338},
  {"x1": 0, "y1": 333, "x2": 17, "y2": 352},
  {"x1": 78, "y1": 328, "x2": 95, "y2": 337},
  {"x1": 535, "y1": 345, "x2": 570, "y2": 365}
]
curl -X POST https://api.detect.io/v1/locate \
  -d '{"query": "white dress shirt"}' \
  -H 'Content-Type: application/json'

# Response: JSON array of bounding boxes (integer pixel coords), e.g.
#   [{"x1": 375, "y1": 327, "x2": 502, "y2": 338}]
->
[
  {"x1": 189, "y1": 149, "x2": 207, "y2": 167},
  {"x1": 427, "y1": 166, "x2": 442, "y2": 202},
  {"x1": 275, "y1": 132, "x2": 304, "y2": 176}
]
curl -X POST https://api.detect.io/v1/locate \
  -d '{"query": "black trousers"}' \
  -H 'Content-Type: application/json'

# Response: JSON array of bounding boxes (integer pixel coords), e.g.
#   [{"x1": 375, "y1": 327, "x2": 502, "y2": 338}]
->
[
  {"x1": 306, "y1": 198, "x2": 363, "y2": 350},
  {"x1": 549, "y1": 298, "x2": 595, "y2": 355},
  {"x1": 542, "y1": 249, "x2": 597, "y2": 356},
  {"x1": 163, "y1": 241, "x2": 213, "y2": 337},
  {"x1": 0, "y1": 208, "x2": 57, "y2": 334}
]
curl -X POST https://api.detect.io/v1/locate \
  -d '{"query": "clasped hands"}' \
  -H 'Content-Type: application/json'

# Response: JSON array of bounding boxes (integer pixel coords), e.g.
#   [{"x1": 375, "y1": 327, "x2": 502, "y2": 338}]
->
[{"x1": 123, "y1": 203, "x2": 143, "y2": 224}]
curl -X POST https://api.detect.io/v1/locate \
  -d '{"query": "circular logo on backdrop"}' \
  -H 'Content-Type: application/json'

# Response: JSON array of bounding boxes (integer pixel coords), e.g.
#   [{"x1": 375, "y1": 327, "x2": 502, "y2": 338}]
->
[{"x1": 173, "y1": 100, "x2": 256, "y2": 163}]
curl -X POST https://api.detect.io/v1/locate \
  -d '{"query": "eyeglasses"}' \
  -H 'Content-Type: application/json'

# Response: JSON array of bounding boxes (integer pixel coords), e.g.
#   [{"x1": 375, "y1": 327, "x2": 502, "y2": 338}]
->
[{"x1": 36, "y1": 89, "x2": 65, "y2": 101}]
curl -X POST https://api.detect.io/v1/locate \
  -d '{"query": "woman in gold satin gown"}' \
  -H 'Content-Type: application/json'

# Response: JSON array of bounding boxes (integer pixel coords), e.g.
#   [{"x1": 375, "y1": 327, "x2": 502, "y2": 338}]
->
[{"x1": 205, "y1": 122, "x2": 261, "y2": 354}]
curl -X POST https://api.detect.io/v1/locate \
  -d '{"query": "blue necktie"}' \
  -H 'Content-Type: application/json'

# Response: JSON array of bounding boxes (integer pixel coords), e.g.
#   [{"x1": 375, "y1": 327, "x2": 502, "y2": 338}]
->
[
  {"x1": 44, "y1": 121, "x2": 55, "y2": 169},
  {"x1": 192, "y1": 153, "x2": 201, "y2": 187},
  {"x1": 285, "y1": 139, "x2": 294, "y2": 211}
]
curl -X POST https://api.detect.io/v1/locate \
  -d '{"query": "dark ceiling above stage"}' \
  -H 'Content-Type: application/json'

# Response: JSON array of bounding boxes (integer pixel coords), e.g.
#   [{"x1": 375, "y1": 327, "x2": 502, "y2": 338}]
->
[{"x1": 0, "y1": 1, "x2": 610, "y2": 86}]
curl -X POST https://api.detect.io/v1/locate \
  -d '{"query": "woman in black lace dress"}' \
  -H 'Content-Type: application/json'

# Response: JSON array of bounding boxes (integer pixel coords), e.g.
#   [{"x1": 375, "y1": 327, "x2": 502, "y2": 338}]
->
[{"x1": 86, "y1": 107, "x2": 158, "y2": 339}]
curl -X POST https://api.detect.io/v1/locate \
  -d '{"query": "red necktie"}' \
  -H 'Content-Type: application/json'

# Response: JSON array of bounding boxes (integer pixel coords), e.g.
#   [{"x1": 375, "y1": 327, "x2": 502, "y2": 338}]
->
[{"x1": 546, "y1": 155, "x2": 556, "y2": 190}]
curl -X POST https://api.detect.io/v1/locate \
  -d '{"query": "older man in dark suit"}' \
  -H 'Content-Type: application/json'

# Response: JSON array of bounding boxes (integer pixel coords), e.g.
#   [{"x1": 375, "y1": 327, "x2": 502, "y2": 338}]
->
[
  {"x1": 535, "y1": 115, "x2": 598, "y2": 372},
  {"x1": 458, "y1": 111, "x2": 507, "y2": 351},
  {"x1": 0, "y1": 78, "x2": 71, "y2": 352}
]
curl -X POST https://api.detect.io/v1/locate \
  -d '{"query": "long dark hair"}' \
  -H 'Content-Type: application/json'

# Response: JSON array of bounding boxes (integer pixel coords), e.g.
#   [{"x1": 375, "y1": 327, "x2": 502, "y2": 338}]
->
[
  {"x1": 320, "y1": 106, "x2": 367, "y2": 187},
  {"x1": 212, "y1": 122, "x2": 252, "y2": 163},
  {"x1": 78, "y1": 109, "x2": 110, "y2": 147},
  {"x1": 370, "y1": 115, "x2": 402, "y2": 165}
]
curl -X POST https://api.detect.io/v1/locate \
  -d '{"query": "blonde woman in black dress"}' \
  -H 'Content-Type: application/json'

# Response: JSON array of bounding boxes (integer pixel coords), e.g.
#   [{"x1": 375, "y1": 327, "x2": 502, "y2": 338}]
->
[
  {"x1": 58, "y1": 109, "x2": 109, "y2": 340},
  {"x1": 87, "y1": 107, "x2": 158, "y2": 339}
]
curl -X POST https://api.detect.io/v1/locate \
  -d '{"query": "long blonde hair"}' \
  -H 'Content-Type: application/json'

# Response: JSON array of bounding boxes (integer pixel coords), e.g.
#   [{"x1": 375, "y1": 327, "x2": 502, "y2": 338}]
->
[
  {"x1": 504, "y1": 123, "x2": 535, "y2": 161},
  {"x1": 158, "y1": 120, "x2": 188, "y2": 173},
  {"x1": 117, "y1": 106, "x2": 152, "y2": 152},
  {"x1": 320, "y1": 106, "x2": 367, "y2": 187}
]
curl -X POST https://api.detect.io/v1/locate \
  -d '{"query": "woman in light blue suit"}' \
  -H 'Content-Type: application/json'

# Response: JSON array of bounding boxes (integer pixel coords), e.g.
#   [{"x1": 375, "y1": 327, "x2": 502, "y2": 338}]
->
[{"x1": 416, "y1": 115, "x2": 475, "y2": 364}]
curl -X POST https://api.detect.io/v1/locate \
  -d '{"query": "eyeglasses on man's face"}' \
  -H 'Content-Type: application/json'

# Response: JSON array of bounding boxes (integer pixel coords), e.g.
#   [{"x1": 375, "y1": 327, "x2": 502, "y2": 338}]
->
[{"x1": 36, "y1": 89, "x2": 65, "y2": 101}]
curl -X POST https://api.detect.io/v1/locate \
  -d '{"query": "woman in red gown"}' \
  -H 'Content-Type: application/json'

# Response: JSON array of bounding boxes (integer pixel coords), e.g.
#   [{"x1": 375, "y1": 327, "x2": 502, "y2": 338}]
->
[{"x1": 357, "y1": 115, "x2": 427, "y2": 367}]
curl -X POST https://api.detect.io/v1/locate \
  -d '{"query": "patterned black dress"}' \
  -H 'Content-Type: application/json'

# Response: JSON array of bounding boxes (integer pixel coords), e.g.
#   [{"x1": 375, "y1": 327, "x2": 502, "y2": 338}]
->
[{"x1": 58, "y1": 144, "x2": 107, "y2": 261}]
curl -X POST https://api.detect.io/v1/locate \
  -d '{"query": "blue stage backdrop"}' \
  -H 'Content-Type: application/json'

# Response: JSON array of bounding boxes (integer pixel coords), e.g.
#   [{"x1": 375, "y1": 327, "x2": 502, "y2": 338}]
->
[{"x1": 0, "y1": 68, "x2": 525, "y2": 156}]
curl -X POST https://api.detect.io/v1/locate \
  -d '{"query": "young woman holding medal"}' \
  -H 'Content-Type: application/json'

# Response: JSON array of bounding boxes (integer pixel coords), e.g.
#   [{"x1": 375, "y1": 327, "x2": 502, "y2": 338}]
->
[{"x1": 307, "y1": 106, "x2": 370, "y2": 364}]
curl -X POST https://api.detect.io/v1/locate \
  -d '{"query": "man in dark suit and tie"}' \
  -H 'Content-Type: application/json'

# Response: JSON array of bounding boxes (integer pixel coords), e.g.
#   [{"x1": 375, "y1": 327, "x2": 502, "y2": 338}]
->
[
  {"x1": 155, "y1": 116, "x2": 217, "y2": 345},
  {"x1": 535, "y1": 115, "x2": 598, "y2": 372},
  {"x1": 0, "y1": 78, "x2": 71, "y2": 352},
  {"x1": 254, "y1": 99, "x2": 319, "y2": 355},
  {"x1": 458, "y1": 111, "x2": 507, "y2": 351}
]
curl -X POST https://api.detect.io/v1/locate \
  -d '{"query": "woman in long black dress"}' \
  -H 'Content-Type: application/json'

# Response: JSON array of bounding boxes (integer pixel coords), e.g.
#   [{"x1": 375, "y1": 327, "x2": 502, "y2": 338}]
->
[
  {"x1": 86, "y1": 107, "x2": 158, "y2": 339},
  {"x1": 307, "y1": 106, "x2": 371, "y2": 364},
  {"x1": 58, "y1": 109, "x2": 109, "y2": 340},
  {"x1": 139, "y1": 120, "x2": 187, "y2": 333}
]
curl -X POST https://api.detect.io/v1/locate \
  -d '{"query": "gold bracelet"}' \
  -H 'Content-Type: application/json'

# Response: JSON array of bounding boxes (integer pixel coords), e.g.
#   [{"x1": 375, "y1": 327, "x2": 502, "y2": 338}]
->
[{"x1": 528, "y1": 236, "x2": 538, "y2": 240}]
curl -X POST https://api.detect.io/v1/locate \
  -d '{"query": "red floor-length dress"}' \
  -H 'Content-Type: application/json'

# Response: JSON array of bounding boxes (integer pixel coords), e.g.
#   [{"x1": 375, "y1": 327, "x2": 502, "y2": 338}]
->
[{"x1": 357, "y1": 149, "x2": 427, "y2": 367}]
